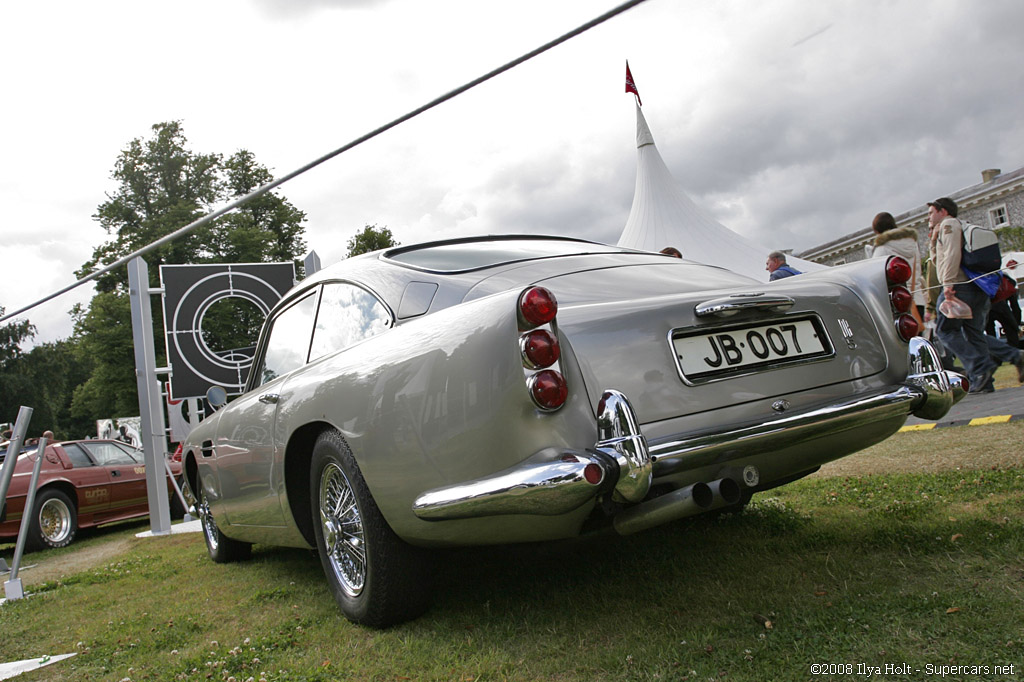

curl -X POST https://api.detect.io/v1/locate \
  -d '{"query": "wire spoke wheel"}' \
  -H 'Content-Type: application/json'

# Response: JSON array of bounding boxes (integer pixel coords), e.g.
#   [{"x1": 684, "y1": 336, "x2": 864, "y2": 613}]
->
[
  {"x1": 197, "y1": 481, "x2": 251, "y2": 563},
  {"x1": 319, "y1": 462, "x2": 366, "y2": 597},
  {"x1": 310, "y1": 430, "x2": 433, "y2": 627}
]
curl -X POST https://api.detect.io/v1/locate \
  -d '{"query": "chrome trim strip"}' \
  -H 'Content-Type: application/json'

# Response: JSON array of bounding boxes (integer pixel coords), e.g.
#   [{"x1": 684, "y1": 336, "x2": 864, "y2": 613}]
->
[
  {"x1": 412, "y1": 455, "x2": 605, "y2": 520},
  {"x1": 649, "y1": 387, "x2": 920, "y2": 477},
  {"x1": 694, "y1": 294, "x2": 795, "y2": 318}
]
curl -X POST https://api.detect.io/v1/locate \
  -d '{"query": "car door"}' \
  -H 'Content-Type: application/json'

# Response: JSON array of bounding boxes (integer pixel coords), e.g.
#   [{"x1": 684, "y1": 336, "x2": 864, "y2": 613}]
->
[
  {"x1": 80, "y1": 441, "x2": 148, "y2": 520},
  {"x1": 214, "y1": 289, "x2": 319, "y2": 527},
  {"x1": 58, "y1": 443, "x2": 116, "y2": 518}
]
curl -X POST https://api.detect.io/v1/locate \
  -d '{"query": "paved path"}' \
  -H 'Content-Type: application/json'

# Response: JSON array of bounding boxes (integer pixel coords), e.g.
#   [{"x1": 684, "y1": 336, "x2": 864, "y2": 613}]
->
[{"x1": 902, "y1": 382, "x2": 1024, "y2": 430}]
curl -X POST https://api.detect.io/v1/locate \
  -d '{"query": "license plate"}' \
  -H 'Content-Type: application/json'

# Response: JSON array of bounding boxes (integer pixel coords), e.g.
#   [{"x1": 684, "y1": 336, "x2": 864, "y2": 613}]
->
[{"x1": 671, "y1": 317, "x2": 831, "y2": 382}]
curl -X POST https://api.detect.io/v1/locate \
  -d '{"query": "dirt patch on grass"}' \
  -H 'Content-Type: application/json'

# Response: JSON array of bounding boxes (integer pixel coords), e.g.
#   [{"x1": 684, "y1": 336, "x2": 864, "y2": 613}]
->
[{"x1": 10, "y1": 536, "x2": 136, "y2": 586}]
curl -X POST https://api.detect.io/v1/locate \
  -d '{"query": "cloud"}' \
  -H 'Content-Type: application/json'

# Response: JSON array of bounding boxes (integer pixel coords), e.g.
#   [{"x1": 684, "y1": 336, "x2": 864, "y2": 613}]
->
[
  {"x1": 250, "y1": 0, "x2": 394, "y2": 19},
  {"x1": 4, "y1": 0, "x2": 1024, "y2": 346}
]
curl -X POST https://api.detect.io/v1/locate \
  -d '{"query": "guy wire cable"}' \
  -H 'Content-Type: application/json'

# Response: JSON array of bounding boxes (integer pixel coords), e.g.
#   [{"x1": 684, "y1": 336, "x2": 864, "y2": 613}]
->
[{"x1": 1, "y1": 0, "x2": 650, "y2": 325}]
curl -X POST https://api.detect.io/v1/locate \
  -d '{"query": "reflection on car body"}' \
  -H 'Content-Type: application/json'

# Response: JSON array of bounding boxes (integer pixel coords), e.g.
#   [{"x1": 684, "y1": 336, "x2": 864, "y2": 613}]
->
[{"x1": 181, "y1": 235, "x2": 964, "y2": 627}]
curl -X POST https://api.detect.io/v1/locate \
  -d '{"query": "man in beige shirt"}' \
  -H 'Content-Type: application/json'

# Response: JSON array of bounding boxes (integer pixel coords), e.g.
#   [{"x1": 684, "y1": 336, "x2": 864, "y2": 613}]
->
[{"x1": 930, "y1": 197, "x2": 1024, "y2": 393}]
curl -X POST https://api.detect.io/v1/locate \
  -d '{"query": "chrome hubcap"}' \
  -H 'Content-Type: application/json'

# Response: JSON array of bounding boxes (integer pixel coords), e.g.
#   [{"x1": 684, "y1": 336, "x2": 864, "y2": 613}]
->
[
  {"x1": 319, "y1": 462, "x2": 365, "y2": 597},
  {"x1": 39, "y1": 498, "x2": 72, "y2": 543}
]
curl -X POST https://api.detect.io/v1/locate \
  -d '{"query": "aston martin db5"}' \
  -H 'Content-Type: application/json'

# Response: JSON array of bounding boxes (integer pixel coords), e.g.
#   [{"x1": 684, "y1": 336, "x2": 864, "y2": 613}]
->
[{"x1": 181, "y1": 236, "x2": 964, "y2": 626}]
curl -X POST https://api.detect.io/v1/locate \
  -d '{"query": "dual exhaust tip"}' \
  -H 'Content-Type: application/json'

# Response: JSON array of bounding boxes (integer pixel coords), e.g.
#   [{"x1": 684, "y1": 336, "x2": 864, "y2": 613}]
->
[{"x1": 612, "y1": 477, "x2": 742, "y2": 536}]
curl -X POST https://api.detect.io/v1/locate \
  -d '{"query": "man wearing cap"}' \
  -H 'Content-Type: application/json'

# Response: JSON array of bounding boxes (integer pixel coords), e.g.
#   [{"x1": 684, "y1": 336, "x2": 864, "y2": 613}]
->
[{"x1": 929, "y1": 197, "x2": 1024, "y2": 392}]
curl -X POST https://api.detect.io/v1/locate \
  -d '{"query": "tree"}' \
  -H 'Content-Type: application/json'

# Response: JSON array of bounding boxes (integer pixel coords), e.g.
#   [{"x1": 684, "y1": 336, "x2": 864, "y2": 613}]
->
[
  {"x1": 346, "y1": 224, "x2": 399, "y2": 258},
  {"x1": 0, "y1": 307, "x2": 34, "y2": 368},
  {"x1": 80, "y1": 121, "x2": 222, "y2": 293},
  {"x1": 998, "y1": 225, "x2": 1024, "y2": 253},
  {"x1": 0, "y1": 308, "x2": 91, "y2": 438},
  {"x1": 0, "y1": 306, "x2": 36, "y2": 425},
  {"x1": 71, "y1": 122, "x2": 308, "y2": 422}
]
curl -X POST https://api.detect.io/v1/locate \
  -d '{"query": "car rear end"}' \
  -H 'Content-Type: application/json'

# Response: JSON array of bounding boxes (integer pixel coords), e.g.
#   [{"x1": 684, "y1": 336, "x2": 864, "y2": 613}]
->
[{"x1": 410, "y1": 250, "x2": 962, "y2": 537}]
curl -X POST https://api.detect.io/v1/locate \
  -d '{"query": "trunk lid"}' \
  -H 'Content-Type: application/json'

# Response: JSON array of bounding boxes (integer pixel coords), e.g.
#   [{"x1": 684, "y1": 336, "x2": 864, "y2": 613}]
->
[{"x1": 538, "y1": 263, "x2": 889, "y2": 425}]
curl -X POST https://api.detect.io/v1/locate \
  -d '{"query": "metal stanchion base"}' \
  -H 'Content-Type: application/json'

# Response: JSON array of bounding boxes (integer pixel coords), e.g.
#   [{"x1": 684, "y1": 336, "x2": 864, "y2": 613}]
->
[{"x1": 4, "y1": 577, "x2": 24, "y2": 600}]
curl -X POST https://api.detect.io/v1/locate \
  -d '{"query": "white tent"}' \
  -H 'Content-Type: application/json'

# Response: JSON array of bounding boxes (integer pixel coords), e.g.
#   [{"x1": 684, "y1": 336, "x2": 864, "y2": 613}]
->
[{"x1": 617, "y1": 104, "x2": 823, "y2": 280}]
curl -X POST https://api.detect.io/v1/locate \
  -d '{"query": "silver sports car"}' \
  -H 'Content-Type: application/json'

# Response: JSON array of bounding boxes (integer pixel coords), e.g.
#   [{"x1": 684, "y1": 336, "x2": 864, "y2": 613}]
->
[{"x1": 181, "y1": 235, "x2": 964, "y2": 627}]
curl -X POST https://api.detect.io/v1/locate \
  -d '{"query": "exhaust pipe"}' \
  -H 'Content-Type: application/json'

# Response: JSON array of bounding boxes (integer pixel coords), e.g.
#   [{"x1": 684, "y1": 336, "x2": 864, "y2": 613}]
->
[
  {"x1": 613, "y1": 482, "x2": 713, "y2": 535},
  {"x1": 706, "y1": 477, "x2": 742, "y2": 511}
]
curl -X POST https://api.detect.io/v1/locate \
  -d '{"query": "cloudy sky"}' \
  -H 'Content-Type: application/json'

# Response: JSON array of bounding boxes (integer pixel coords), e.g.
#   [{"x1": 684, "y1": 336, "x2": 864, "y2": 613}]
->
[{"x1": 3, "y1": 0, "x2": 1023, "y2": 344}]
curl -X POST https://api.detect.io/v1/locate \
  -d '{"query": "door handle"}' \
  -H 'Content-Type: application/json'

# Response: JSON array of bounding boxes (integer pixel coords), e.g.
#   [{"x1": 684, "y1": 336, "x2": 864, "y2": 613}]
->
[
  {"x1": 111, "y1": 470, "x2": 121, "y2": 477},
  {"x1": 258, "y1": 393, "x2": 280, "y2": 404}
]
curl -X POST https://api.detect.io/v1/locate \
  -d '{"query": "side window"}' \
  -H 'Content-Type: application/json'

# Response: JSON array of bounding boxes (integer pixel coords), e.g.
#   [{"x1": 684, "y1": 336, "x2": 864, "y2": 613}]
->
[
  {"x1": 83, "y1": 442, "x2": 139, "y2": 466},
  {"x1": 111, "y1": 442, "x2": 144, "y2": 462},
  {"x1": 62, "y1": 444, "x2": 96, "y2": 468},
  {"x1": 258, "y1": 292, "x2": 318, "y2": 386},
  {"x1": 309, "y1": 283, "x2": 393, "y2": 363}
]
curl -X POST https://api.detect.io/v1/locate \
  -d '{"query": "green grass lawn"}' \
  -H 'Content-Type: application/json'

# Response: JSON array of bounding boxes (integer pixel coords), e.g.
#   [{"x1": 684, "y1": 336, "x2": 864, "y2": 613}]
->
[{"x1": 2, "y1": 424, "x2": 1022, "y2": 681}]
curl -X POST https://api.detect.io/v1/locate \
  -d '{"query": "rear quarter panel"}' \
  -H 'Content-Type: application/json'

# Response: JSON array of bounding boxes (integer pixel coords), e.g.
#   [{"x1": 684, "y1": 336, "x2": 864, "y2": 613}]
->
[{"x1": 277, "y1": 288, "x2": 600, "y2": 546}]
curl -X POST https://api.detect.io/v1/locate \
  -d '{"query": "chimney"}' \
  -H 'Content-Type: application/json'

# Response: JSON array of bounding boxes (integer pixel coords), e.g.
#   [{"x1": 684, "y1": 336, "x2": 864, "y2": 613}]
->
[{"x1": 981, "y1": 168, "x2": 1001, "y2": 183}]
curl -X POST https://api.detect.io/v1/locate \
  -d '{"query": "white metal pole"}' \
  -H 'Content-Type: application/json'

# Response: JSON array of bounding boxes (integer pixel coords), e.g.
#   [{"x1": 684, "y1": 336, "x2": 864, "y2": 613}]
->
[
  {"x1": 0, "y1": 406, "x2": 33, "y2": 512},
  {"x1": 0, "y1": 407, "x2": 33, "y2": 575},
  {"x1": 4, "y1": 435, "x2": 47, "y2": 600},
  {"x1": 128, "y1": 257, "x2": 172, "y2": 535}
]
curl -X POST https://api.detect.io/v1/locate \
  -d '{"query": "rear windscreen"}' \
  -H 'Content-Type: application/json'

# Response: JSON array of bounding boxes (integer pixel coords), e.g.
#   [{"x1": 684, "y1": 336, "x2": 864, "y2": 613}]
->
[{"x1": 384, "y1": 238, "x2": 625, "y2": 273}]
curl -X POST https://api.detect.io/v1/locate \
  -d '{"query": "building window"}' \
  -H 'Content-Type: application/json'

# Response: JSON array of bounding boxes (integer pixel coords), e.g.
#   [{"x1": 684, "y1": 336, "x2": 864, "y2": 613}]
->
[
  {"x1": 989, "y1": 205, "x2": 1009, "y2": 227},
  {"x1": 832, "y1": 258, "x2": 847, "y2": 266}
]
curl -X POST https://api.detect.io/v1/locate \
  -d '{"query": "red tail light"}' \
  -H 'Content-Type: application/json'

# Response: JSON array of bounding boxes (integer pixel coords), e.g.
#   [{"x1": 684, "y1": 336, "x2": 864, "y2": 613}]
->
[
  {"x1": 885, "y1": 256, "x2": 912, "y2": 285},
  {"x1": 889, "y1": 285, "x2": 912, "y2": 313},
  {"x1": 529, "y1": 370, "x2": 568, "y2": 411},
  {"x1": 895, "y1": 314, "x2": 919, "y2": 341},
  {"x1": 519, "y1": 287, "x2": 557, "y2": 328},
  {"x1": 521, "y1": 329, "x2": 560, "y2": 368}
]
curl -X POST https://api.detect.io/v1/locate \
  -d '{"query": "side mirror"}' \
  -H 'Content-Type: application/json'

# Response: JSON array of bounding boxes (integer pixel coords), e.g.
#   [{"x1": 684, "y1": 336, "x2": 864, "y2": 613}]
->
[{"x1": 206, "y1": 386, "x2": 228, "y2": 410}]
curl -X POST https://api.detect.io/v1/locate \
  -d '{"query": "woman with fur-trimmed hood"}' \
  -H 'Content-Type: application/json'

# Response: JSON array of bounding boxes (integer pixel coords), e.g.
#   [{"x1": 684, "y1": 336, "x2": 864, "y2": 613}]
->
[{"x1": 869, "y1": 211, "x2": 926, "y2": 319}]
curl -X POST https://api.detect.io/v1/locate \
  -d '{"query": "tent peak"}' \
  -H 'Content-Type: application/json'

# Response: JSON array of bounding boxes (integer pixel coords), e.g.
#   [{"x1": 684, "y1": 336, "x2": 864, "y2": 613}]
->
[{"x1": 635, "y1": 104, "x2": 655, "y2": 149}]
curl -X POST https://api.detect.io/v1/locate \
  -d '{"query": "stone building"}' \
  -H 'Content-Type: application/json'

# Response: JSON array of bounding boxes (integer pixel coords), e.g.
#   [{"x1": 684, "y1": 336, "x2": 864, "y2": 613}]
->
[{"x1": 798, "y1": 166, "x2": 1024, "y2": 267}]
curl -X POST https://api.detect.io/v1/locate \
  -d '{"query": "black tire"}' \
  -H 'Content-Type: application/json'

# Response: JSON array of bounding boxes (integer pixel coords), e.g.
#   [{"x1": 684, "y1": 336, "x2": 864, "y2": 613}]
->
[
  {"x1": 310, "y1": 430, "x2": 432, "y2": 627},
  {"x1": 169, "y1": 479, "x2": 186, "y2": 520},
  {"x1": 28, "y1": 488, "x2": 77, "y2": 550},
  {"x1": 197, "y1": 482, "x2": 252, "y2": 563}
]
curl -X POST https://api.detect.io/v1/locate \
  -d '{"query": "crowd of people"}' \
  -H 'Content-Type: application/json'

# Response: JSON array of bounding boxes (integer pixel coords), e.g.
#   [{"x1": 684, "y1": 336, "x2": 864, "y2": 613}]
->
[{"x1": 871, "y1": 198, "x2": 1023, "y2": 393}]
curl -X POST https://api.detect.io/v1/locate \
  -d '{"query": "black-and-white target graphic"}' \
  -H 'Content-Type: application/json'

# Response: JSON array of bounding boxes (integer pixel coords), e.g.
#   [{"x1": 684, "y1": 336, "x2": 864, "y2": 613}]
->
[{"x1": 161, "y1": 263, "x2": 295, "y2": 400}]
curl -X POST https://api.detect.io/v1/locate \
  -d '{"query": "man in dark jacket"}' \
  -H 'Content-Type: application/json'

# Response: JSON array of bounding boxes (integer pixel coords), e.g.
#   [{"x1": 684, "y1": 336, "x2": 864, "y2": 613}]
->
[{"x1": 766, "y1": 251, "x2": 801, "y2": 281}]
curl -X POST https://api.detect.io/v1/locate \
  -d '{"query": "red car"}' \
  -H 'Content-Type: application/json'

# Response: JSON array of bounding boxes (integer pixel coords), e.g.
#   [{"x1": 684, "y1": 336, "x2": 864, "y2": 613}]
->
[{"x1": 0, "y1": 439, "x2": 184, "y2": 551}]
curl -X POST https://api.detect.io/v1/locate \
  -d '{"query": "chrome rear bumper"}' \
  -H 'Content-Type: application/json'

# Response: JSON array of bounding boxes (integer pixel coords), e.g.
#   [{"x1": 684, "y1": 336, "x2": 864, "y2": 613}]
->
[{"x1": 412, "y1": 338, "x2": 964, "y2": 522}]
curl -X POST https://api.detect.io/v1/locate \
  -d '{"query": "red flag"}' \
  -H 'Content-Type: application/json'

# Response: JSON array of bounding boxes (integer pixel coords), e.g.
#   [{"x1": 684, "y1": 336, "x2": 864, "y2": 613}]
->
[{"x1": 625, "y1": 61, "x2": 642, "y2": 106}]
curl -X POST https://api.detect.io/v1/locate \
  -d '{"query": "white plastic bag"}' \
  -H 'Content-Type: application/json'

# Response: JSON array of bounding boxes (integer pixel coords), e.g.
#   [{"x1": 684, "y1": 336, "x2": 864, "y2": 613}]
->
[{"x1": 939, "y1": 297, "x2": 972, "y2": 319}]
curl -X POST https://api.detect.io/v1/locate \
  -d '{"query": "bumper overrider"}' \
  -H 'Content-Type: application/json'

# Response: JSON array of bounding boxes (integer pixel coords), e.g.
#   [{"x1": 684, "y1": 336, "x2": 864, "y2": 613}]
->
[{"x1": 412, "y1": 338, "x2": 965, "y2": 533}]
